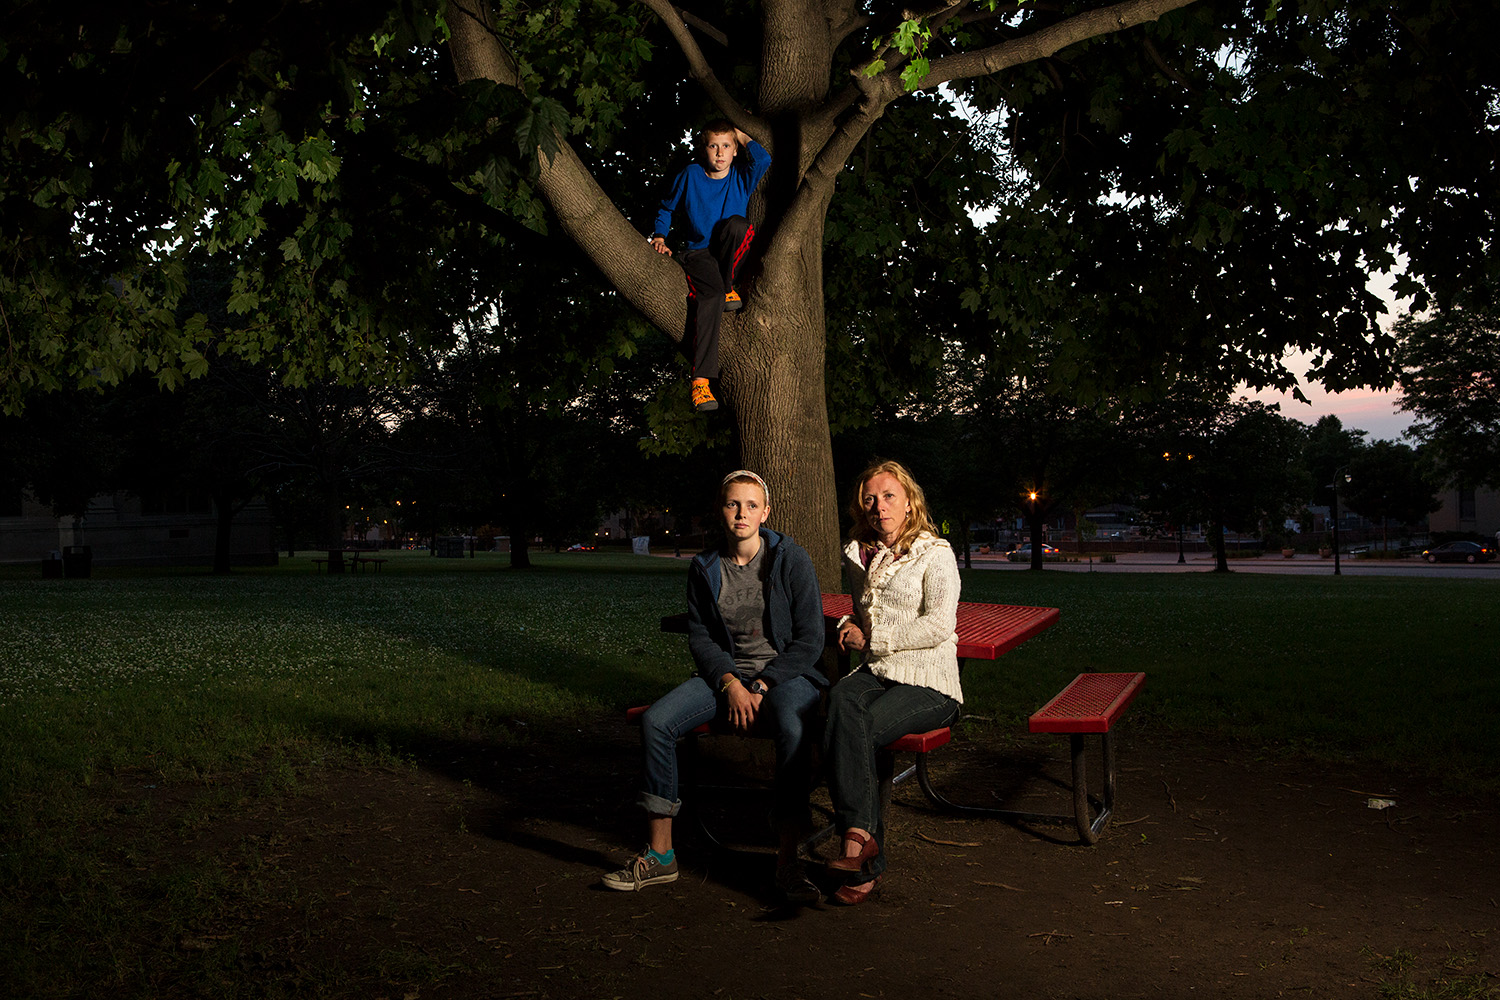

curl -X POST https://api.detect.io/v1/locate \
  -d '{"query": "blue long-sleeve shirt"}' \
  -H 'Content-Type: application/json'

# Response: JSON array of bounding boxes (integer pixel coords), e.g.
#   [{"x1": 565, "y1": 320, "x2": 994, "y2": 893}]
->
[{"x1": 653, "y1": 140, "x2": 771, "y2": 250}]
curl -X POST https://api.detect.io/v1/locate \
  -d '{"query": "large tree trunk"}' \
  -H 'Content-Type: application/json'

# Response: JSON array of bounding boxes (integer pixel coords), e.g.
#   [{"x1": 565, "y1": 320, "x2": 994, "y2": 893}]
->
[{"x1": 725, "y1": 244, "x2": 841, "y2": 588}]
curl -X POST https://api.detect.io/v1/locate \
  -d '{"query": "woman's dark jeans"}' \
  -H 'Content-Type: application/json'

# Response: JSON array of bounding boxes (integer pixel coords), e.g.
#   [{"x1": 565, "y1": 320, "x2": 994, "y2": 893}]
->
[{"x1": 823, "y1": 671, "x2": 959, "y2": 879}]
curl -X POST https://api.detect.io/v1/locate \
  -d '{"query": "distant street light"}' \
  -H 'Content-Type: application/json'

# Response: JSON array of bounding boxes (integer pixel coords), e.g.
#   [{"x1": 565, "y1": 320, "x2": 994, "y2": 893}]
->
[
  {"x1": 1162, "y1": 451, "x2": 1194, "y2": 565},
  {"x1": 1024, "y1": 490, "x2": 1041, "y2": 569},
  {"x1": 1328, "y1": 466, "x2": 1352, "y2": 576}
]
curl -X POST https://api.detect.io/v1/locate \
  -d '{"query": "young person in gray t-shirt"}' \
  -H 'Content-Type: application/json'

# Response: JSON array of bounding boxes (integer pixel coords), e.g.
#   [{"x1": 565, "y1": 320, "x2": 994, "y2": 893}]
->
[{"x1": 603, "y1": 471, "x2": 826, "y2": 903}]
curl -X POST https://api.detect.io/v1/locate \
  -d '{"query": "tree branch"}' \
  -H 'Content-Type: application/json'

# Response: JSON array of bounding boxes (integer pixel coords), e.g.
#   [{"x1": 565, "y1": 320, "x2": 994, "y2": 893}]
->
[
  {"x1": 676, "y1": 7, "x2": 728, "y2": 48},
  {"x1": 785, "y1": 93, "x2": 891, "y2": 241},
  {"x1": 831, "y1": 13, "x2": 873, "y2": 47},
  {"x1": 921, "y1": 0, "x2": 1203, "y2": 89},
  {"x1": 1142, "y1": 35, "x2": 1198, "y2": 92},
  {"x1": 638, "y1": 0, "x2": 768, "y2": 139},
  {"x1": 839, "y1": 0, "x2": 971, "y2": 97},
  {"x1": 810, "y1": 80, "x2": 864, "y2": 133},
  {"x1": 447, "y1": 0, "x2": 687, "y2": 341}
]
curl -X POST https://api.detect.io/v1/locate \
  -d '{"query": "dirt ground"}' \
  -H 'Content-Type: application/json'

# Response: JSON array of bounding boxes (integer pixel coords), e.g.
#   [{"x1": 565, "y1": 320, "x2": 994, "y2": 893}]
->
[{"x1": 135, "y1": 720, "x2": 1499, "y2": 999}]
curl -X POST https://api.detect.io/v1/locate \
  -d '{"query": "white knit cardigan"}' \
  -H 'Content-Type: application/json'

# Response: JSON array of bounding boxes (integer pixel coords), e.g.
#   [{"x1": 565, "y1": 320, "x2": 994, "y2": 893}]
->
[{"x1": 842, "y1": 531, "x2": 963, "y2": 704}]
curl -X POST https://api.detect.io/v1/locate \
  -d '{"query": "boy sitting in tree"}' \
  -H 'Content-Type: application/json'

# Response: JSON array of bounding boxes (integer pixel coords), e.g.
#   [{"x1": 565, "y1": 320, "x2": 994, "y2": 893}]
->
[{"x1": 650, "y1": 121, "x2": 771, "y2": 413}]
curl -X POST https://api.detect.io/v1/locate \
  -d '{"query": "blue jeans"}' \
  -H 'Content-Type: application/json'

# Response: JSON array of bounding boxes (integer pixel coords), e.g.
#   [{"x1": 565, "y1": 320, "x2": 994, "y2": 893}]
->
[
  {"x1": 823, "y1": 671, "x2": 959, "y2": 878},
  {"x1": 638, "y1": 674, "x2": 822, "y2": 833}
]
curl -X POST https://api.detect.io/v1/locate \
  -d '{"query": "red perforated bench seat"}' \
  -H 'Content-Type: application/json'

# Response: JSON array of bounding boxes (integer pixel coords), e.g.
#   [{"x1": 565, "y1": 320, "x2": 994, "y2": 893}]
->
[
  {"x1": 1029, "y1": 672, "x2": 1145, "y2": 735},
  {"x1": 884, "y1": 728, "x2": 952, "y2": 753},
  {"x1": 885, "y1": 670, "x2": 1146, "y2": 843}
]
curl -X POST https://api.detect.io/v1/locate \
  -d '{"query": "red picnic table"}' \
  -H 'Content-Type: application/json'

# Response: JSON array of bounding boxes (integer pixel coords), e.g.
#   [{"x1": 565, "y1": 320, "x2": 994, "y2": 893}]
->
[
  {"x1": 662, "y1": 594, "x2": 1060, "y2": 661},
  {"x1": 658, "y1": 595, "x2": 1146, "y2": 843},
  {"x1": 811, "y1": 596, "x2": 1143, "y2": 843},
  {"x1": 814, "y1": 592, "x2": 1060, "y2": 663},
  {"x1": 655, "y1": 591, "x2": 1147, "y2": 843}
]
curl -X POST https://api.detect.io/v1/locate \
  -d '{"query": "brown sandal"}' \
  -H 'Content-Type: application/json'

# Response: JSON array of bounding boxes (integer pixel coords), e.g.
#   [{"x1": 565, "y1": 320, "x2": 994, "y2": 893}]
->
[{"x1": 828, "y1": 830, "x2": 879, "y2": 873}]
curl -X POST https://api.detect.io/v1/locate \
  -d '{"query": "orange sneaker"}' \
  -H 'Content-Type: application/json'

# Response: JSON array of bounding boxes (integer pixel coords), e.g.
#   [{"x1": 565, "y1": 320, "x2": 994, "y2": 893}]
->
[
  {"x1": 724, "y1": 289, "x2": 742, "y2": 311},
  {"x1": 691, "y1": 379, "x2": 719, "y2": 412}
]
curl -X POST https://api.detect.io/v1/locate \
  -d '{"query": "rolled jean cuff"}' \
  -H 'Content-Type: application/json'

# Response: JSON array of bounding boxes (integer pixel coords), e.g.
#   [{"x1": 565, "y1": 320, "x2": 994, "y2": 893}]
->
[{"x1": 638, "y1": 791, "x2": 681, "y2": 818}]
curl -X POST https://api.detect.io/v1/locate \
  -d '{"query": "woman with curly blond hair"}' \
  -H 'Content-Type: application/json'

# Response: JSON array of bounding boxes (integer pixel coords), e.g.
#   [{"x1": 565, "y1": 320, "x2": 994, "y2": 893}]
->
[{"x1": 822, "y1": 459, "x2": 961, "y2": 904}]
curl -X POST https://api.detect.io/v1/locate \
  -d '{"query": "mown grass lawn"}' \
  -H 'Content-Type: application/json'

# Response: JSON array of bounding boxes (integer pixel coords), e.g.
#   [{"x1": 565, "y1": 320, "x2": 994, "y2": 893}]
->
[
  {"x1": 0, "y1": 550, "x2": 1495, "y2": 996},
  {"x1": 2, "y1": 549, "x2": 1495, "y2": 805}
]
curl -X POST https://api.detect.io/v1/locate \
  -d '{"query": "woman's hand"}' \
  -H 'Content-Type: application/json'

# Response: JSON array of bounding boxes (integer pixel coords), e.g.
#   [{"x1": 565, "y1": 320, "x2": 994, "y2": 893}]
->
[
  {"x1": 838, "y1": 623, "x2": 867, "y2": 652},
  {"x1": 725, "y1": 678, "x2": 759, "y2": 731}
]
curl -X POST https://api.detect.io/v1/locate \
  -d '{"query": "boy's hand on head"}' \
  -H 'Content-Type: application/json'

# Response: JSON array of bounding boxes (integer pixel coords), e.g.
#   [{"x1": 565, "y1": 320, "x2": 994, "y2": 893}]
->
[{"x1": 733, "y1": 128, "x2": 752, "y2": 149}]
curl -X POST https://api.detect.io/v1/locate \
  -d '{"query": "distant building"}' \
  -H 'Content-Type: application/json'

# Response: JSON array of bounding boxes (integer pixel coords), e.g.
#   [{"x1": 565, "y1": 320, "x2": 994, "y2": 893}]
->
[
  {"x1": 1429, "y1": 485, "x2": 1500, "y2": 539},
  {"x1": 0, "y1": 489, "x2": 275, "y2": 567}
]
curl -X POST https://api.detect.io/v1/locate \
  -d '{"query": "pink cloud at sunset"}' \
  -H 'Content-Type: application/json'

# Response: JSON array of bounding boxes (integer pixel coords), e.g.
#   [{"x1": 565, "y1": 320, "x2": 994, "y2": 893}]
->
[{"x1": 1249, "y1": 381, "x2": 1415, "y2": 441}]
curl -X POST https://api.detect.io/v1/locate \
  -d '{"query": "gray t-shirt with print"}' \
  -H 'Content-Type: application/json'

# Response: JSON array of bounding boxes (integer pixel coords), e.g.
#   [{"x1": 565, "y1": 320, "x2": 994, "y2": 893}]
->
[{"x1": 719, "y1": 545, "x2": 776, "y2": 678}]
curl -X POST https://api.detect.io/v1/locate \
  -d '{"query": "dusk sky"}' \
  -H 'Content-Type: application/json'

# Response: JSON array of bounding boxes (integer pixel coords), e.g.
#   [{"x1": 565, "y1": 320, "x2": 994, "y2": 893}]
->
[
  {"x1": 1247, "y1": 272, "x2": 1416, "y2": 442},
  {"x1": 1250, "y1": 379, "x2": 1414, "y2": 442}
]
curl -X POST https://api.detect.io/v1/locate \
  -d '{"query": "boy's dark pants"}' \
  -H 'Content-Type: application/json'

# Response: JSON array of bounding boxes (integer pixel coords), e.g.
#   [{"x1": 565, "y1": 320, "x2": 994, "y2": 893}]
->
[{"x1": 680, "y1": 215, "x2": 753, "y2": 381}]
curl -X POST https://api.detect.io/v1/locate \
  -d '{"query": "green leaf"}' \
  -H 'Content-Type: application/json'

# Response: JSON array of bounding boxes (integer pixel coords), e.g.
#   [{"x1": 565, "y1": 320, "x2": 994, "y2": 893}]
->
[
  {"x1": 901, "y1": 58, "x2": 931, "y2": 91},
  {"x1": 180, "y1": 348, "x2": 210, "y2": 378},
  {"x1": 227, "y1": 291, "x2": 260, "y2": 315}
]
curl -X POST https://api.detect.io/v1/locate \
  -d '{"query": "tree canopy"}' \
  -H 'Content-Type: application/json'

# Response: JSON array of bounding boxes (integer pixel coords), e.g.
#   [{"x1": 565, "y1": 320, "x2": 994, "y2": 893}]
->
[
  {"x1": 5, "y1": 0, "x2": 1497, "y2": 580},
  {"x1": 1397, "y1": 290, "x2": 1500, "y2": 490}
]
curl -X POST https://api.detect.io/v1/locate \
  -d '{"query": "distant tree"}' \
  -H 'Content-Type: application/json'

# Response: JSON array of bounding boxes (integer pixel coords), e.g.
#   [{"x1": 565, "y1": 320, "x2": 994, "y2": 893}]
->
[
  {"x1": 253, "y1": 383, "x2": 407, "y2": 545},
  {"x1": 831, "y1": 409, "x2": 1000, "y2": 570},
  {"x1": 1343, "y1": 440, "x2": 1441, "y2": 551},
  {"x1": 1153, "y1": 395, "x2": 1307, "y2": 572},
  {"x1": 1397, "y1": 292, "x2": 1500, "y2": 489},
  {"x1": 119, "y1": 364, "x2": 284, "y2": 573},
  {"x1": 972, "y1": 361, "x2": 1131, "y2": 571},
  {"x1": 1301, "y1": 415, "x2": 1368, "y2": 508},
  {"x1": 0, "y1": 389, "x2": 126, "y2": 532}
]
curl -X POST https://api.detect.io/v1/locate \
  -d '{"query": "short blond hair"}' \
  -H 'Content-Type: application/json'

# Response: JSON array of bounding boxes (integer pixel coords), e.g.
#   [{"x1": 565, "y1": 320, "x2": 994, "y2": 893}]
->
[
  {"x1": 700, "y1": 118, "x2": 737, "y2": 145},
  {"x1": 847, "y1": 459, "x2": 939, "y2": 554}
]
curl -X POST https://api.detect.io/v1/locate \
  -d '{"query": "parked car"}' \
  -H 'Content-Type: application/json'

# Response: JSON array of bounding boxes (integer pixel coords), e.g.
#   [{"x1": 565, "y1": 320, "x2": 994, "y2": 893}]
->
[
  {"x1": 1421, "y1": 541, "x2": 1495, "y2": 564},
  {"x1": 566, "y1": 543, "x2": 596, "y2": 552},
  {"x1": 1007, "y1": 543, "x2": 1061, "y2": 562}
]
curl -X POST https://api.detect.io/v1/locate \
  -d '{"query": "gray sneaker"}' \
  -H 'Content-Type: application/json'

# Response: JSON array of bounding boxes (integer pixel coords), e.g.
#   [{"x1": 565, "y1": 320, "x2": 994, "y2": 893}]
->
[{"x1": 602, "y1": 848, "x2": 679, "y2": 891}]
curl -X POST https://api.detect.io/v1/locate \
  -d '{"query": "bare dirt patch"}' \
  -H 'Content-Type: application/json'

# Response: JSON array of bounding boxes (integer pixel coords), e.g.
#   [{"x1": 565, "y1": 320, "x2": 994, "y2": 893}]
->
[{"x1": 124, "y1": 722, "x2": 1500, "y2": 998}]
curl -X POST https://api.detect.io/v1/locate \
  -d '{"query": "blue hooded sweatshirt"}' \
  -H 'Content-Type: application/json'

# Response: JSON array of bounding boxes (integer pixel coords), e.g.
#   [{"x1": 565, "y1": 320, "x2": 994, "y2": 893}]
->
[{"x1": 685, "y1": 526, "x2": 826, "y2": 689}]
